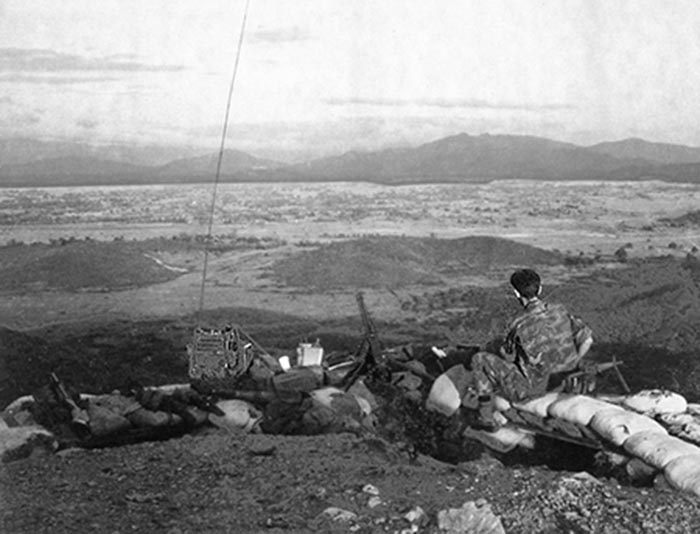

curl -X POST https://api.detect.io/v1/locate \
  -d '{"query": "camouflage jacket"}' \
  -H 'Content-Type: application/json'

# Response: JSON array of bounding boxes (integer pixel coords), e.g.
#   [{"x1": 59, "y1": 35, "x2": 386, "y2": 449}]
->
[{"x1": 501, "y1": 299, "x2": 592, "y2": 377}]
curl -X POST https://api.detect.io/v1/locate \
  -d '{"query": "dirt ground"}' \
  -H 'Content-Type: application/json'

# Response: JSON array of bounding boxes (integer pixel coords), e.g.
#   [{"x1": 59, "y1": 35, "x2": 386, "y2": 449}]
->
[
  {"x1": 2, "y1": 181, "x2": 700, "y2": 533},
  {"x1": 2, "y1": 246, "x2": 700, "y2": 532},
  {"x1": 3, "y1": 430, "x2": 700, "y2": 534}
]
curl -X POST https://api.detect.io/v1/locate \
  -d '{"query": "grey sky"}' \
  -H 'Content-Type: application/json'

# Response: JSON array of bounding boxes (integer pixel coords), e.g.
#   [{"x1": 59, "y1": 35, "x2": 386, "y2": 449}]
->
[{"x1": 1, "y1": 0, "x2": 699, "y2": 159}]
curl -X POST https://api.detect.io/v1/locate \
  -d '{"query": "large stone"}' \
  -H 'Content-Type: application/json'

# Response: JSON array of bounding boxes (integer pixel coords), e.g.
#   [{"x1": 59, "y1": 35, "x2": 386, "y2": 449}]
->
[{"x1": 437, "y1": 500, "x2": 506, "y2": 534}]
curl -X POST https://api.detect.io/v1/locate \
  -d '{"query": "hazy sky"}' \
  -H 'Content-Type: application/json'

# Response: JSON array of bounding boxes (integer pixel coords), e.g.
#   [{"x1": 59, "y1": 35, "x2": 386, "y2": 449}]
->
[{"x1": 2, "y1": 0, "x2": 700, "y2": 159}]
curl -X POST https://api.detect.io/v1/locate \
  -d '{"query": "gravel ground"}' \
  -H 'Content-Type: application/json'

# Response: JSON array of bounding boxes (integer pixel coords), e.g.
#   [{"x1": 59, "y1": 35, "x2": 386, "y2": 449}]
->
[{"x1": 2, "y1": 429, "x2": 699, "y2": 534}]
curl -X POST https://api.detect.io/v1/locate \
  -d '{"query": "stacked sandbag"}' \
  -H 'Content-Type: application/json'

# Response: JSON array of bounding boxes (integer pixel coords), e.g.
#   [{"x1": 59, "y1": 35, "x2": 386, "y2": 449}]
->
[
  {"x1": 622, "y1": 390, "x2": 688, "y2": 416},
  {"x1": 426, "y1": 365, "x2": 473, "y2": 417},
  {"x1": 462, "y1": 425, "x2": 535, "y2": 454},
  {"x1": 512, "y1": 392, "x2": 568, "y2": 419},
  {"x1": 663, "y1": 455, "x2": 700, "y2": 495},
  {"x1": 546, "y1": 395, "x2": 619, "y2": 427},
  {"x1": 589, "y1": 409, "x2": 667, "y2": 446},
  {"x1": 623, "y1": 431, "x2": 698, "y2": 468},
  {"x1": 658, "y1": 413, "x2": 700, "y2": 445}
]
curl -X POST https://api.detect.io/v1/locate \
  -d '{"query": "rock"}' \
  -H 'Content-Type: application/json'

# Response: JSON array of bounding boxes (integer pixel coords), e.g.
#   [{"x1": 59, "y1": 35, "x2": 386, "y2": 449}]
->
[
  {"x1": 560, "y1": 471, "x2": 602, "y2": 486},
  {"x1": 320, "y1": 507, "x2": 358, "y2": 522},
  {"x1": 362, "y1": 483, "x2": 379, "y2": 495},
  {"x1": 367, "y1": 496, "x2": 382, "y2": 508},
  {"x1": 437, "y1": 500, "x2": 506, "y2": 534},
  {"x1": 0, "y1": 425, "x2": 58, "y2": 463},
  {"x1": 404, "y1": 506, "x2": 428, "y2": 525}
]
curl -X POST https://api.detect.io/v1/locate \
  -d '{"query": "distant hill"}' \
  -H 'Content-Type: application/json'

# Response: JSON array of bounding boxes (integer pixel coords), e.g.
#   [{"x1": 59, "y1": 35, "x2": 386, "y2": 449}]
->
[
  {"x1": 589, "y1": 138, "x2": 700, "y2": 165},
  {"x1": 3, "y1": 132, "x2": 700, "y2": 186},
  {"x1": 287, "y1": 133, "x2": 646, "y2": 184},
  {"x1": 0, "y1": 138, "x2": 202, "y2": 167},
  {"x1": 0, "y1": 156, "x2": 150, "y2": 186},
  {"x1": 156, "y1": 149, "x2": 283, "y2": 178},
  {"x1": 0, "y1": 151, "x2": 282, "y2": 187}
]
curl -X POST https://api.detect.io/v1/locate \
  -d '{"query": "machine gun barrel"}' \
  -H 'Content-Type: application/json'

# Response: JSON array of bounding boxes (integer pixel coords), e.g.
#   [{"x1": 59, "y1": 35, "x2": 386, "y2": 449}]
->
[{"x1": 50, "y1": 372, "x2": 90, "y2": 436}]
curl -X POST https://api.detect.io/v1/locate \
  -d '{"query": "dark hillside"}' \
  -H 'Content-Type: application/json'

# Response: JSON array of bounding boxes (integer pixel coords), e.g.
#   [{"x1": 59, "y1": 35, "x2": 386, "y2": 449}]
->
[
  {"x1": 271, "y1": 235, "x2": 562, "y2": 290},
  {"x1": 0, "y1": 241, "x2": 182, "y2": 292}
]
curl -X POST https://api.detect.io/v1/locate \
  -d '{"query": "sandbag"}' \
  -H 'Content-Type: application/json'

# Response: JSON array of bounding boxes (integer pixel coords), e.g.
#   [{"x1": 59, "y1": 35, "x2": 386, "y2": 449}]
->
[
  {"x1": 622, "y1": 390, "x2": 687, "y2": 415},
  {"x1": 623, "y1": 431, "x2": 699, "y2": 469},
  {"x1": 687, "y1": 404, "x2": 700, "y2": 416},
  {"x1": 462, "y1": 426, "x2": 535, "y2": 454},
  {"x1": 658, "y1": 413, "x2": 700, "y2": 445},
  {"x1": 663, "y1": 454, "x2": 700, "y2": 496},
  {"x1": 512, "y1": 392, "x2": 567, "y2": 418},
  {"x1": 209, "y1": 399, "x2": 261, "y2": 432},
  {"x1": 590, "y1": 409, "x2": 666, "y2": 446},
  {"x1": 426, "y1": 373, "x2": 462, "y2": 417},
  {"x1": 0, "y1": 425, "x2": 57, "y2": 463},
  {"x1": 494, "y1": 396, "x2": 511, "y2": 412},
  {"x1": 547, "y1": 396, "x2": 619, "y2": 426}
]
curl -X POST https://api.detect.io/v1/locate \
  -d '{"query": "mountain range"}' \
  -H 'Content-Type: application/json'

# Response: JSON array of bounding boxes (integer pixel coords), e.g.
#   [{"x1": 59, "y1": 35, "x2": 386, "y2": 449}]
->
[{"x1": 1, "y1": 134, "x2": 700, "y2": 187}]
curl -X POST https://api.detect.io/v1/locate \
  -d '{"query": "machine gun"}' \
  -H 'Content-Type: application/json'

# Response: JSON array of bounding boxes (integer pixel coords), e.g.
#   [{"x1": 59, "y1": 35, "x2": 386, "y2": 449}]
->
[
  {"x1": 49, "y1": 372, "x2": 90, "y2": 438},
  {"x1": 341, "y1": 292, "x2": 384, "y2": 390},
  {"x1": 556, "y1": 357, "x2": 630, "y2": 394}
]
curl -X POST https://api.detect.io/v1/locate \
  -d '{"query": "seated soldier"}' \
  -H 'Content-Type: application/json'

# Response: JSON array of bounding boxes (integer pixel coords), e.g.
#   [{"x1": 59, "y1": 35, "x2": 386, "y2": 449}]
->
[{"x1": 470, "y1": 268, "x2": 593, "y2": 429}]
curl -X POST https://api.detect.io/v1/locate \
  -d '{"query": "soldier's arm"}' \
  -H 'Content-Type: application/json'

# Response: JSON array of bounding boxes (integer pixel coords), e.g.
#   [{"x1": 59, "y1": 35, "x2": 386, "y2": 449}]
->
[
  {"x1": 498, "y1": 328, "x2": 518, "y2": 363},
  {"x1": 570, "y1": 315, "x2": 593, "y2": 357}
]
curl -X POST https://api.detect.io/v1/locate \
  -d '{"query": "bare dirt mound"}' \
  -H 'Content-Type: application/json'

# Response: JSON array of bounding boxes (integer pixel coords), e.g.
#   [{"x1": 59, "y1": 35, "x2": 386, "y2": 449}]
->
[
  {"x1": 272, "y1": 236, "x2": 562, "y2": 290},
  {"x1": 0, "y1": 241, "x2": 182, "y2": 293}
]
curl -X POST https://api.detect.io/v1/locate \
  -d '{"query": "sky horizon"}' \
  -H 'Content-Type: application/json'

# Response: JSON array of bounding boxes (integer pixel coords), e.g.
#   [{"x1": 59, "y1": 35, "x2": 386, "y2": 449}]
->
[{"x1": 2, "y1": 1, "x2": 700, "y2": 161}]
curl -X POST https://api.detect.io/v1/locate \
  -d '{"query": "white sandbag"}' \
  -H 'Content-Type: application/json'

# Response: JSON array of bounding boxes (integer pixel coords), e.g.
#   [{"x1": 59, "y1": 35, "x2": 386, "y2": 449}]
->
[
  {"x1": 547, "y1": 396, "x2": 617, "y2": 426},
  {"x1": 0, "y1": 425, "x2": 57, "y2": 463},
  {"x1": 3, "y1": 395, "x2": 34, "y2": 414},
  {"x1": 658, "y1": 413, "x2": 700, "y2": 445},
  {"x1": 622, "y1": 390, "x2": 687, "y2": 415},
  {"x1": 494, "y1": 396, "x2": 511, "y2": 412},
  {"x1": 209, "y1": 399, "x2": 262, "y2": 432},
  {"x1": 623, "y1": 430, "x2": 699, "y2": 469},
  {"x1": 513, "y1": 392, "x2": 567, "y2": 418},
  {"x1": 426, "y1": 373, "x2": 462, "y2": 417},
  {"x1": 663, "y1": 454, "x2": 700, "y2": 497},
  {"x1": 686, "y1": 404, "x2": 700, "y2": 416},
  {"x1": 462, "y1": 426, "x2": 535, "y2": 454},
  {"x1": 590, "y1": 409, "x2": 666, "y2": 446}
]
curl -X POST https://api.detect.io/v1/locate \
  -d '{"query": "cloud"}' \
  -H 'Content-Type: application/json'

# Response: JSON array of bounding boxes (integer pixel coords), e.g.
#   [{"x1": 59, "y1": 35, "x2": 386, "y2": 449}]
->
[
  {"x1": 324, "y1": 96, "x2": 575, "y2": 112},
  {"x1": 0, "y1": 48, "x2": 184, "y2": 73},
  {"x1": 249, "y1": 26, "x2": 310, "y2": 43},
  {"x1": 7, "y1": 111, "x2": 41, "y2": 126},
  {"x1": 76, "y1": 119, "x2": 98, "y2": 130},
  {"x1": 0, "y1": 95, "x2": 12, "y2": 105},
  {"x1": 0, "y1": 73, "x2": 120, "y2": 84}
]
